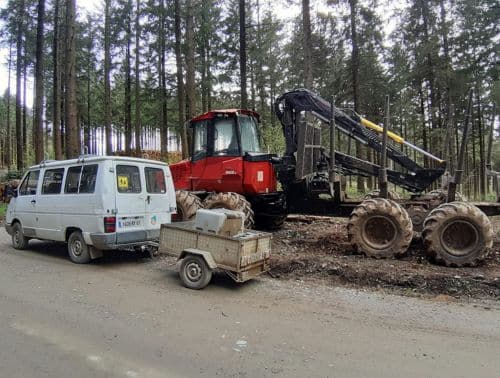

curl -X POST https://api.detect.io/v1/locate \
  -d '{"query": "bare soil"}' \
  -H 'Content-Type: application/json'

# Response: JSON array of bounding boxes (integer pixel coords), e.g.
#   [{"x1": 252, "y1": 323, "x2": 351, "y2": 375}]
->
[{"x1": 270, "y1": 216, "x2": 500, "y2": 300}]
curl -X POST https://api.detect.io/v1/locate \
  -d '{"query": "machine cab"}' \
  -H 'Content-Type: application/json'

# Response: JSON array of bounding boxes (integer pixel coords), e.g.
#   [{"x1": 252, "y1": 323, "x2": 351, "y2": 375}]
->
[{"x1": 171, "y1": 109, "x2": 277, "y2": 195}]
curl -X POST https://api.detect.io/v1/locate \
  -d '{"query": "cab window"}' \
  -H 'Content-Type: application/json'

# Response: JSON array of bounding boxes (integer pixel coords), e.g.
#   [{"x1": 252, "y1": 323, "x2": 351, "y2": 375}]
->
[
  {"x1": 192, "y1": 120, "x2": 208, "y2": 160},
  {"x1": 42, "y1": 168, "x2": 64, "y2": 194},
  {"x1": 145, "y1": 167, "x2": 166, "y2": 193},
  {"x1": 19, "y1": 170, "x2": 40, "y2": 196},
  {"x1": 116, "y1": 165, "x2": 141, "y2": 193},
  {"x1": 213, "y1": 118, "x2": 239, "y2": 156},
  {"x1": 239, "y1": 115, "x2": 261, "y2": 153}
]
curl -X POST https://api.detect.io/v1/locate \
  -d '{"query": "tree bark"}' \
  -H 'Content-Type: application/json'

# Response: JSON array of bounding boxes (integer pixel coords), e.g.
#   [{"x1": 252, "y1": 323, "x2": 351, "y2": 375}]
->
[
  {"x1": 124, "y1": 0, "x2": 132, "y2": 154},
  {"x1": 53, "y1": 0, "x2": 62, "y2": 159},
  {"x1": 174, "y1": 0, "x2": 187, "y2": 157},
  {"x1": 302, "y1": 0, "x2": 313, "y2": 89},
  {"x1": 134, "y1": 0, "x2": 141, "y2": 154},
  {"x1": 159, "y1": 0, "x2": 168, "y2": 156},
  {"x1": 239, "y1": 0, "x2": 247, "y2": 108},
  {"x1": 104, "y1": 0, "x2": 112, "y2": 155},
  {"x1": 185, "y1": 0, "x2": 196, "y2": 119},
  {"x1": 33, "y1": 0, "x2": 46, "y2": 163},
  {"x1": 6, "y1": 43, "x2": 13, "y2": 169},
  {"x1": 15, "y1": 0, "x2": 25, "y2": 170},
  {"x1": 64, "y1": 0, "x2": 79, "y2": 158}
]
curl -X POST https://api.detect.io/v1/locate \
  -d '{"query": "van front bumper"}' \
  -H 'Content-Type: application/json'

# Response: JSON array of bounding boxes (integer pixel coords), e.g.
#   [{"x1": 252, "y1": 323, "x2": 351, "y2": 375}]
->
[{"x1": 89, "y1": 230, "x2": 160, "y2": 250}]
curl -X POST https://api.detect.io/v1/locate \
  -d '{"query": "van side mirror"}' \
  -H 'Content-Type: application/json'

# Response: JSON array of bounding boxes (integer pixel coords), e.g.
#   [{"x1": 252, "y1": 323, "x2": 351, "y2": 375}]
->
[{"x1": 12, "y1": 189, "x2": 18, "y2": 198}]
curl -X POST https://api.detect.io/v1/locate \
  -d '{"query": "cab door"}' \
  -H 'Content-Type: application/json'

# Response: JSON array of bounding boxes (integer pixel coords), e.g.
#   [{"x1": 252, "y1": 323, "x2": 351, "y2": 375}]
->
[{"x1": 114, "y1": 163, "x2": 147, "y2": 243}]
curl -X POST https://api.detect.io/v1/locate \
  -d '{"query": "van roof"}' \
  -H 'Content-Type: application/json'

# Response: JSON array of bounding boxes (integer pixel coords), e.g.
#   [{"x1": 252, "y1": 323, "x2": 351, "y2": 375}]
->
[{"x1": 27, "y1": 155, "x2": 169, "y2": 170}]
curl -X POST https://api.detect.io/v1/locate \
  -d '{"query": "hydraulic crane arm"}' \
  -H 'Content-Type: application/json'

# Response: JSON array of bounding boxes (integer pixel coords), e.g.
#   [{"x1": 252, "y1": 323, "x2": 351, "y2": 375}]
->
[{"x1": 274, "y1": 88, "x2": 445, "y2": 193}]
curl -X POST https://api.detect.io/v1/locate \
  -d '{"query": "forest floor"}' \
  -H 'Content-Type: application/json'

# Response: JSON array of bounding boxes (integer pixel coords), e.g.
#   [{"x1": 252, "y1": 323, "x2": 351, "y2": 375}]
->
[{"x1": 270, "y1": 216, "x2": 500, "y2": 300}]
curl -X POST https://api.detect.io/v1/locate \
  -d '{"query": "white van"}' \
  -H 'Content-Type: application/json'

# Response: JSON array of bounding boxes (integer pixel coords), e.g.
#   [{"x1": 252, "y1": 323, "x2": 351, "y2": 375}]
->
[{"x1": 5, "y1": 156, "x2": 176, "y2": 263}]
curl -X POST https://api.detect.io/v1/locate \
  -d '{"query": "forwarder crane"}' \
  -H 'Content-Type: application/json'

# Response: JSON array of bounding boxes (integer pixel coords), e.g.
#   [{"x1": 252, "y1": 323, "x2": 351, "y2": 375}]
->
[{"x1": 170, "y1": 89, "x2": 499, "y2": 266}]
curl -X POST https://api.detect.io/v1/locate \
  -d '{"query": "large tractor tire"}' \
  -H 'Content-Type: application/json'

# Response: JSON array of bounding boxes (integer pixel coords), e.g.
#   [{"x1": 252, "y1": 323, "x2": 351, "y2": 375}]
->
[
  {"x1": 203, "y1": 192, "x2": 255, "y2": 229},
  {"x1": 363, "y1": 189, "x2": 400, "y2": 201},
  {"x1": 348, "y1": 198, "x2": 413, "y2": 258},
  {"x1": 175, "y1": 190, "x2": 203, "y2": 221},
  {"x1": 422, "y1": 202, "x2": 493, "y2": 267}
]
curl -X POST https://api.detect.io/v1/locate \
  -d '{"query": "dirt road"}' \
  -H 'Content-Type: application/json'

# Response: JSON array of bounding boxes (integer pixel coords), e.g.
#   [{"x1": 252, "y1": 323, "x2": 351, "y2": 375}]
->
[{"x1": 0, "y1": 229, "x2": 498, "y2": 377}]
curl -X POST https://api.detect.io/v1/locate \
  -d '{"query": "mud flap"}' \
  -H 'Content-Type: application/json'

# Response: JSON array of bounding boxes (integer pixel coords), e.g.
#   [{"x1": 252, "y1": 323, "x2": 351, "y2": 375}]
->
[{"x1": 89, "y1": 246, "x2": 103, "y2": 259}]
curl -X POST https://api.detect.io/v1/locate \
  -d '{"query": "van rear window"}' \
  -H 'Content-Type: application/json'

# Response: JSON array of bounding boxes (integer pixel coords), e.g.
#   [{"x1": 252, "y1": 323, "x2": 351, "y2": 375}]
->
[
  {"x1": 145, "y1": 167, "x2": 166, "y2": 193},
  {"x1": 116, "y1": 165, "x2": 141, "y2": 193},
  {"x1": 65, "y1": 164, "x2": 98, "y2": 194},
  {"x1": 42, "y1": 168, "x2": 64, "y2": 194}
]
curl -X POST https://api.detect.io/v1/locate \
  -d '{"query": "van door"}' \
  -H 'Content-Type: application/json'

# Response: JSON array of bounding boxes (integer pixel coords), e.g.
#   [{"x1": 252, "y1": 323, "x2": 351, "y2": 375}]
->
[
  {"x1": 15, "y1": 170, "x2": 41, "y2": 237},
  {"x1": 144, "y1": 166, "x2": 170, "y2": 237},
  {"x1": 36, "y1": 167, "x2": 65, "y2": 240},
  {"x1": 114, "y1": 163, "x2": 147, "y2": 243}
]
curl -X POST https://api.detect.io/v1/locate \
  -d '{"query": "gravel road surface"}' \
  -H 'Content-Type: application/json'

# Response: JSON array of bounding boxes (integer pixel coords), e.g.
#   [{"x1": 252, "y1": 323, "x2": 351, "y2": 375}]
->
[{"x1": 0, "y1": 229, "x2": 498, "y2": 377}]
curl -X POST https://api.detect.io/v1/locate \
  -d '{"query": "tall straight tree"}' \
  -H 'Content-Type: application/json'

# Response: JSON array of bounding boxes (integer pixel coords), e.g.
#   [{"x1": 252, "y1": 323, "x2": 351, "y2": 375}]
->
[
  {"x1": 15, "y1": 0, "x2": 25, "y2": 169},
  {"x1": 134, "y1": 0, "x2": 141, "y2": 154},
  {"x1": 185, "y1": 0, "x2": 196, "y2": 119},
  {"x1": 158, "y1": 0, "x2": 167, "y2": 155},
  {"x1": 239, "y1": 0, "x2": 247, "y2": 108},
  {"x1": 302, "y1": 0, "x2": 313, "y2": 89},
  {"x1": 124, "y1": 0, "x2": 132, "y2": 154},
  {"x1": 174, "y1": 0, "x2": 187, "y2": 157},
  {"x1": 64, "y1": 0, "x2": 79, "y2": 158},
  {"x1": 6, "y1": 43, "x2": 13, "y2": 168},
  {"x1": 52, "y1": 0, "x2": 62, "y2": 159},
  {"x1": 104, "y1": 0, "x2": 112, "y2": 155},
  {"x1": 33, "y1": 0, "x2": 45, "y2": 163}
]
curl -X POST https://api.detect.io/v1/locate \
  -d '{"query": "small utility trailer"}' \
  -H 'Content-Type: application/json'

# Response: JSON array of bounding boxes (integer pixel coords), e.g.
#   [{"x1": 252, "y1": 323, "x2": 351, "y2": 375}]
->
[{"x1": 158, "y1": 210, "x2": 272, "y2": 289}]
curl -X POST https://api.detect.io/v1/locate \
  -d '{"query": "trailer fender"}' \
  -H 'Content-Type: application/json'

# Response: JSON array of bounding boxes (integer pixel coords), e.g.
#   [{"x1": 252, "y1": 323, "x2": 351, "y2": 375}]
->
[{"x1": 178, "y1": 248, "x2": 218, "y2": 269}]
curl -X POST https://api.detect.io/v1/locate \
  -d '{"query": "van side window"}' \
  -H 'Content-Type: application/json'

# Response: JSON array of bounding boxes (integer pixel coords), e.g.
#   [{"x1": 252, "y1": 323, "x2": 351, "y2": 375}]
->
[
  {"x1": 65, "y1": 166, "x2": 81, "y2": 193},
  {"x1": 79, "y1": 165, "x2": 98, "y2": 193},
  {"x1": 42, "y1": 168, "x2": 65, "y2": 194},
  {"x1": 145, "y1": 167, "x2": 166, "y2": 193},
  {"x1": 116, "y1": 165, "x2": 141, "y2": 193},
  {"x1": 19, "y1": 170, "x2": 40, "y2": 196}
]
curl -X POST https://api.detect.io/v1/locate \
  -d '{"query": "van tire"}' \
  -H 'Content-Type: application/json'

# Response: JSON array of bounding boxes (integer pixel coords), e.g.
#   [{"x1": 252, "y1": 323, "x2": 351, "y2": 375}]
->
[
  {"x1": 67, "y1": 231, "x2": 91, "y2": 264},
  {"x1": 12, "y1": 222, "x2": 29, "y2": 250}
]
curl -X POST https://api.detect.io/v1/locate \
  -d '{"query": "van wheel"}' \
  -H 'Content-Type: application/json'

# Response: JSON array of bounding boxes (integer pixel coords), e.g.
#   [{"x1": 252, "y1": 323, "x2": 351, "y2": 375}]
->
[
  {"x1": 179, "y1": 255, "x2": 212, "y2": 289},
  {"x1": 67, "y1": 231, "x2": 91, "y2": 264},
  {"x1": 12, "y1": 222, "x2": 29, "y2": 250}
]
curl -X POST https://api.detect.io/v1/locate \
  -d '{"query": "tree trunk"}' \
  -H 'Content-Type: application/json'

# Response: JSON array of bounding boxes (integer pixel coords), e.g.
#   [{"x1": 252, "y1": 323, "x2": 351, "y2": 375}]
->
[
  {"x1": 33, "y1": 0, "x2": 46, "y2": 163},
  {"x1": 15, "y1": 0, "x2": 25, "y2": 170},
  {"x1": 239, "y1": 0, "x2": 247, "y2": 108},
  {"x1": 104, "y1": 0, "x2": 112, "y2": 155},
  {"x1": 124, "y1": 0, "x2": 132, "y2": 154},
  {"x1": 134, "y1": 0, "x2": 141, "y2": 154},
  {"x1": 64, "y1": 0, "x2": 79, "y2": 158},
  {"x1": 6, "y1": 42, "x2": 13, "y2": 169},
  {"x1": 185, "y1": 0, "x2": 196, "y2": 119},
  {"x1": 302, "y1": 0, "x2": 313, "y2": 89},
  {"x1": 22, "y1": 62, "x2": 27, "y2": 161},
  {"x1": 174, "y1": 0, "x2": 187, "y2": 157},
  {"x1": 53, "y1": 0, "x2": 62, "y2": 159},
  {"x1": 159, "y1": 0, "x2": 168, "y2": 156}
]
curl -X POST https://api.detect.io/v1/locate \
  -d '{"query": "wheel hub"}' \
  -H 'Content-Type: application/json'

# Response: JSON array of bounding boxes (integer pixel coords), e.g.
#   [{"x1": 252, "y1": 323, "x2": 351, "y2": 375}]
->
[
  {"x1": 186, "y1": 261, "x2": 202, "y2": 282},
  {"x1": 363, "y1": 216, "x2": 398, "y2": 250},
  {"x1": 441, "y1": 220, "x2": 479, "y2": 256},
  {"x1": 72, "y1": 240, "x2": 82, "y2": 257}
]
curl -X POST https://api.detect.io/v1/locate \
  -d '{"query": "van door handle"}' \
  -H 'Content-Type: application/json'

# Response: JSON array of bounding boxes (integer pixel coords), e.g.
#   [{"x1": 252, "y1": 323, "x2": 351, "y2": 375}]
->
[
  {"x1": 146, "y1": 195, "x2": 151, "y2": 204},
  {"x1": 31, "y1": 200, "x2": 36, "y2": 204}
]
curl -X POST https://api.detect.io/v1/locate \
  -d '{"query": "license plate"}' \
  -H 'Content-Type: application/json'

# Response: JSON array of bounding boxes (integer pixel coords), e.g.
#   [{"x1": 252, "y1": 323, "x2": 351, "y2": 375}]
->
[{"x1": 118, "y1": 217, "x2": 142, "y2": 228}]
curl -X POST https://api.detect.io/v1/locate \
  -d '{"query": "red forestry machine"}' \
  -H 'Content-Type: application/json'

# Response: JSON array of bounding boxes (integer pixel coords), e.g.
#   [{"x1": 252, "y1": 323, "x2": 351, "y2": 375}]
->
[{"x1": 170, "y1": 89, "x2": 499, "y2": 267}]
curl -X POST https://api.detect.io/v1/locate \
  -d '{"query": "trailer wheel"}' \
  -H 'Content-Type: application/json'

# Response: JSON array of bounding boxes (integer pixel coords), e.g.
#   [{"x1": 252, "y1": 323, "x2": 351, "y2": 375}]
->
[
  {"x1": 422, "y1": 202, "x2": 492, "y2": 267},
  {"x1": 174, "y1": 190, "x2": 203, "y2": 221},
  {"x1": 11, "y1": 222, "x2": 29, "y2": 250},
  {"x1": 363, "y1": 189, "x2": 400, "y2": 200},
  {"x1": 203, "y1": 192, "x2": 255, "y2": 229},
  {"x1": 179, "y1": 255, "x2": 213, "y2": 290},
  {"x1": 67, "y1": 231, "x2": 91, "y2": 264},
  {"x1": 348, "y1": 198, "x2": 413, "y2": 258}
]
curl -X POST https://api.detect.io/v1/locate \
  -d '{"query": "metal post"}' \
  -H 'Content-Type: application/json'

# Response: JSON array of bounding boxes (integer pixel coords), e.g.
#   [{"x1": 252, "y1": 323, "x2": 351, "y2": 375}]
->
[
  {"x1": 447, "y1": 90, "x2": 473, "y2": 203},
  {"x1": 379, "y1": 95, "x2": 390, "y2": 199}
]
